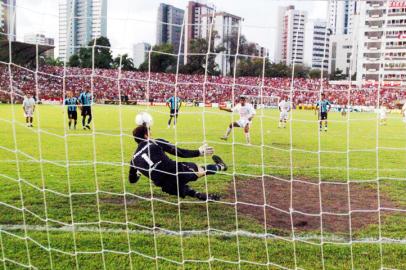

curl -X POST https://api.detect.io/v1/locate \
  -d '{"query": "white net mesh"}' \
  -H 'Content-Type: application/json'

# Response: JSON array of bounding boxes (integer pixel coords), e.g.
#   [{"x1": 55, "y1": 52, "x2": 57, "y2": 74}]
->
[{"x1": 1, "y1": 0, "x2": 406, "y2": 269}]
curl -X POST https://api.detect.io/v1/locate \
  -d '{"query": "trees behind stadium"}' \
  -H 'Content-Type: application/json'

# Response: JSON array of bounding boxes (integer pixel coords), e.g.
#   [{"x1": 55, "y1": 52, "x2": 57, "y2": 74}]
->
[{"x1": 60, "y1": 35, "x2": 321, "y2": 79}]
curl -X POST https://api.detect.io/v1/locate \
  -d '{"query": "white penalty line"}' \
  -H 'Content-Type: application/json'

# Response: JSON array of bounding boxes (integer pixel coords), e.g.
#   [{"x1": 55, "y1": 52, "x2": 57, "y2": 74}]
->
[{"x1": 1, "y1": 224, "x2": 406, "y2": 244}]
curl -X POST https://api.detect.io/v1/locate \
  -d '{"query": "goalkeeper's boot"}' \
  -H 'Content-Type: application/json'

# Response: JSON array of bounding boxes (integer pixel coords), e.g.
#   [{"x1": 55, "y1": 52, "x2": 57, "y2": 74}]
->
[
  {"x1": 212, "y1": 155, "x2": 228, "y2": 171},
  {"x1": 220, "y1": 136, "x2": 228, "y2": 141},
  {"x1": 86, "y1": 125, "x2": 91, "y2": 130}
]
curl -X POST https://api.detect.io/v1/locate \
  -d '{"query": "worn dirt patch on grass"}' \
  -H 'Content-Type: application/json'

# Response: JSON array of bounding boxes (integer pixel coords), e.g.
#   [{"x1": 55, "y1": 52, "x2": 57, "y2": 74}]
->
[{"x1": 226, "y1": 177, "x2": 396, "y2": 233}]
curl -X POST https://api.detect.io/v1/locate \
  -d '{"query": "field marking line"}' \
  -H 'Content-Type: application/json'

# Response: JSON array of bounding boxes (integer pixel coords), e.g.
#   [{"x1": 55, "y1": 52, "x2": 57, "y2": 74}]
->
[{"x1": 1, "y1": 224, "x2": 406, "y2": 244}]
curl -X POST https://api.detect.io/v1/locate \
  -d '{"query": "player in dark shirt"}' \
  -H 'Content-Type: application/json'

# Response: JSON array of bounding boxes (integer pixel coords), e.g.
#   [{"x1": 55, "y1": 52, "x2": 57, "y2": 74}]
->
[{"x1": 128, "y1": 125, "x2": 227, "y2": 201}]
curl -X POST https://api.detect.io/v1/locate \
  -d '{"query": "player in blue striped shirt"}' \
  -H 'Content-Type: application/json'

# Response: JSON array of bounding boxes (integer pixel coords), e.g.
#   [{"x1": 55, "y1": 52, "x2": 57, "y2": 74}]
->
[
  {"x1": 64, "y1": 91, "x2": 78, "y2": 129},
  {"x1": 316, "y1": 93, "x2": 331, "y2": 132},
  {"x1": 78, "y1": 88, "x2": 93, "y2": 130},
  {"x1": 166, "y1": 95, "x2": 182, "y2": 128}
]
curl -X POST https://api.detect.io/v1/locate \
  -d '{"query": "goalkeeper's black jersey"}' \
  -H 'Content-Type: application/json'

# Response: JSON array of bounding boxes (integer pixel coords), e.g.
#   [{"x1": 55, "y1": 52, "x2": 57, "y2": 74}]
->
[{"x1": 128, "y1": 139, "x2": 200, "y2": 186}]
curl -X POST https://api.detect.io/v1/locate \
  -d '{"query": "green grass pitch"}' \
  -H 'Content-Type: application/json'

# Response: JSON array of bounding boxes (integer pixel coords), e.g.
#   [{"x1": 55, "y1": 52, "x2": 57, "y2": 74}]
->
[{"x1": 1, "y1": 104, "x2": 406, "y2": 269}]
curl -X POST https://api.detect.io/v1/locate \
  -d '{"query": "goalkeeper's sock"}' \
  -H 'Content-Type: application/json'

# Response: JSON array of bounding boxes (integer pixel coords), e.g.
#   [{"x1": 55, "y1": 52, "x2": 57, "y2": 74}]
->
[
  {"x1": 212, "y1": 155, "x2": 228, "y2": 171},
  {"x1": 205, "y1": 164, "x2": 222, "y2": 175},
  {"x1": 82, "y1": 117, "x2": 86, "y2": 127},
  {"x1": 68, "y1": 121, "x2": 71, "y2": 129}
]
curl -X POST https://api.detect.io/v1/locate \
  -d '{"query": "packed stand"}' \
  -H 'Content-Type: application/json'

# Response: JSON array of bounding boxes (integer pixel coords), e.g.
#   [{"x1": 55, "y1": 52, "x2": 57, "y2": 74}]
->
[{"x1": 0, "y1": 64, "x2": 405, "y2": 108}]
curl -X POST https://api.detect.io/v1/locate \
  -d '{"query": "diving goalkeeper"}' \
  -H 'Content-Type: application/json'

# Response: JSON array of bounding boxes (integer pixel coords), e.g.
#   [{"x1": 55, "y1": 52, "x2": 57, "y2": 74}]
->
[{"x1": 128, "y1": 113, "x2": 227, "y2": 201}]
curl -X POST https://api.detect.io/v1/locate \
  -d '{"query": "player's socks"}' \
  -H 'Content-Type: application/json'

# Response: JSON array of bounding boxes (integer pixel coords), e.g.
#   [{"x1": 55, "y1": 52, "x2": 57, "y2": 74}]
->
[
  {"x1": 245, "y1": 133, "x2": 250, "y2": 144},
  {"x1": 222, "y1": 127, "x2": 231, "y2": 140},
  {"x1": 211, "y1": 155, "x2": 228, "y2": 171}
]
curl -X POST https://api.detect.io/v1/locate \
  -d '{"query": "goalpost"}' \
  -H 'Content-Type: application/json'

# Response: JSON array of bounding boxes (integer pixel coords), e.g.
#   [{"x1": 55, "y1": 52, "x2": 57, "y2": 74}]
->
[{"x1": 1, "y1": 0, "x2": 406, "y2": 269}]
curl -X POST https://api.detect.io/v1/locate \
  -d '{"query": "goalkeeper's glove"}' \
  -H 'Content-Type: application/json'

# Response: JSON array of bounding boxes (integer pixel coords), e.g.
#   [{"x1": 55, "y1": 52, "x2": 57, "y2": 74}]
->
[
  {"x1": 199, "y1": 144, "x2": 214, "y2": 156},
  {"x1": 195, "y1": 192, "x2": 220, "y2": 201},
  {"x1": 129, "y1": 170, "x2": 141, "y2": 184}
]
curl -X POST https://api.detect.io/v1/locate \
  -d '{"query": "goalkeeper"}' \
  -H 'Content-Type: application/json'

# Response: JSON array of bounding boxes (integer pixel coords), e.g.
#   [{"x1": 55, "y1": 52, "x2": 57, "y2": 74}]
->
[{"x1": 128, "y1": 113, "x2": 227, "y2": 201}]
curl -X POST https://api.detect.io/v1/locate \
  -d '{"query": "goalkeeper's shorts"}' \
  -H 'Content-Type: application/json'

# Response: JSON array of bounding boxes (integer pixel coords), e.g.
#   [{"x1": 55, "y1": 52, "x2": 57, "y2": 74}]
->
[{"x1": 155, "y1": 162, "x2": 199, "y2": 198}]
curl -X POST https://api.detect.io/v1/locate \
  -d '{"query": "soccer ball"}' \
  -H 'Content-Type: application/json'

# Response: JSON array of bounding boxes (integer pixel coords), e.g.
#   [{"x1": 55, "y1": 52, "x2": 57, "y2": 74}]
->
[{"x1": 135, "y1": 112, "x2": 153, "y2": 127}]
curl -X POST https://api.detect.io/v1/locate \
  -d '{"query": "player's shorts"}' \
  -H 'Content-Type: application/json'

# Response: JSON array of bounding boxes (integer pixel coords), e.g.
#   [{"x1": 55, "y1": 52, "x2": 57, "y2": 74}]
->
[
  {"x1": 379, "y1": 113, "x2": 387, "y2": 120},
  {"x1": 24, "y1": 108, "x2": 33, "y2": 117},
  {"x1": 68, "y1": 110, "x2": 77, "y2": 120},
  {"x1": 156, "y1": 162, "x2": 199, "y2": 198},
  {"x1": 280, "y1": 111, "x2": 289, "y2": 121},
  {"x1": 170, "y1": 108, "x2": 179, "y2": 116},
  {"x1": 319, "y1": 112, "x2": 328, "y2": 120},
  {"x1": 81, "y1": 106, "x2": 92, "y2": 117},
  {"x1": 236, "y1": 118, "x2": 251, "y2": 128}
]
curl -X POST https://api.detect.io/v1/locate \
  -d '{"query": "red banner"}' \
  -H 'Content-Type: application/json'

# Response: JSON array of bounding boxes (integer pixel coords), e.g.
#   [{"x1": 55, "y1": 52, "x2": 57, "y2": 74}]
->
[{"x1": 390, "y1": 1, "x2": 406, "y2": 8}]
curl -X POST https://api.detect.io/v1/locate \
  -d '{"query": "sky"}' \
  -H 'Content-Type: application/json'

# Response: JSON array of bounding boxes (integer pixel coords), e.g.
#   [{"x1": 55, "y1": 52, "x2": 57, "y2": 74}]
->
[{"x1": 15, "y1": 0, "x2": 328, "y2": 65}]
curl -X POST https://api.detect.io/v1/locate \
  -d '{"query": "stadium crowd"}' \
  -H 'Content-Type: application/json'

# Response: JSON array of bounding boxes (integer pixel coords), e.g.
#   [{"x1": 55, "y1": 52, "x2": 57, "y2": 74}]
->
[{"x1": 0, "y1": 65, "x2": 405, "y2": 108}]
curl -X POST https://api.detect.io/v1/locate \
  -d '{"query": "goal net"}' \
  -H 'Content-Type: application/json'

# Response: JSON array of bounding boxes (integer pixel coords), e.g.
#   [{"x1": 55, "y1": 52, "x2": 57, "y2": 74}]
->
[{"x1": 1, "y1": 0, "x2": 406, "y2": 269}]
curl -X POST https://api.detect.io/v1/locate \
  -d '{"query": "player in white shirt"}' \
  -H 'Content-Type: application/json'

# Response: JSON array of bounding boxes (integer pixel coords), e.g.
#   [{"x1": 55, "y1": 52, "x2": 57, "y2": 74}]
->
[
  {"x1": 22, "y1": 93, "x2": 36, "y2": 127},
  {"x1": 278, "y1": 97, "x2": 290, "y2": 128},
  {"x1": 379, "y1": 104, "x2": 387, "y2": 126},
  {"x1": 219, "y1": 96, "x2": 256, "y2": 144},
  {"x1": 402, "y1": 103, "x2": 406, "y2": 123}
]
